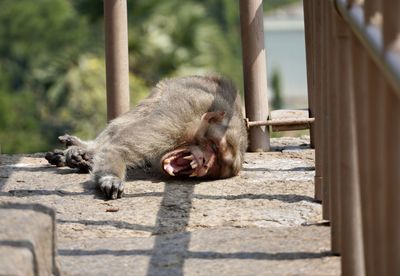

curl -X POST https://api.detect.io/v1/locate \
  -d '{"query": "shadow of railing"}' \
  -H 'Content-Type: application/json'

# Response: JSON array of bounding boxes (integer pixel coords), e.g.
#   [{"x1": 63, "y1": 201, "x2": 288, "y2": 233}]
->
[
  {"x1": 59, "y1": 247, "x2": 332, "y2": 261},
  {"x1": 147, "y1": 182, "x2": 195, "y2": 276}
]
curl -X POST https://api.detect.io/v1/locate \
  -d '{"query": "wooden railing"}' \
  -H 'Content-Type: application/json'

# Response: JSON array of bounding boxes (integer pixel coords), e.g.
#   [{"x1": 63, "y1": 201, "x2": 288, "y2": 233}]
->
[{"x1": 304, "y1": 0, "x2": 400, "y2": 275}]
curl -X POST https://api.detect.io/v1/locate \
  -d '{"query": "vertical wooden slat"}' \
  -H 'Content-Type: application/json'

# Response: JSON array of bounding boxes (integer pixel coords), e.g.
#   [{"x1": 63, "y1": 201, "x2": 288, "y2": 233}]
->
[
  {"x1": 239, "y1": 0, "x2": 270, "y2": 152},
  {"x1": 328, "y1": 2, "x2": 341, "y2": 255},
  {"x1": 352, "y1": 37, "x2": 373, "y2": 275},
  {"x1": 321, "y1": 0, "x2": 330, "y2": 221},
  {"x1": 312, "y1": 0, "x2": 324, "y2": 202},
  {"x1": 303, "y1": 0, "x2": 315, "y2": 149},
  {"x1": 360, "y1": 1, "x2": 382, "y2": 275},
  {"x1": 304, "y1": 0, "x2": 322, "y2": 201},
  {"x1": 334, "y1": 10, "x2": 365, "y2": 276},
  {"x1": 365, "y1": 2, "x2": 386, "y2": 272},
  {"x1": 382, "y1": 1, "x2": 400, "y2": 274},
  {"x1": 368, "y1": 61, "x2": 387, "y2": 276},
  {"x1": 104, "y1": 0, "x2": 130, "y2": 121},
  {"x1": 384, "y1": 85, "x2": 400, "y2": 276}
]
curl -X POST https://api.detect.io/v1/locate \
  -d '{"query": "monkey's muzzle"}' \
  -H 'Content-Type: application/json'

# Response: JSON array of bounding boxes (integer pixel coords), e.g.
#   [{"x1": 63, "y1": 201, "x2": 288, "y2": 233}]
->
[{"x1": 161, "y1": 145, "x2": 216, "y2": 177}]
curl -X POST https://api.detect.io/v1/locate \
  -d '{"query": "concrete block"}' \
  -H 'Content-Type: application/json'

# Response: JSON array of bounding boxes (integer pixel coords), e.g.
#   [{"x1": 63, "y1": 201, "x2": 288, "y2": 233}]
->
[{"x1": 0, "y1": 202, "x2": 59, "y2": 275}]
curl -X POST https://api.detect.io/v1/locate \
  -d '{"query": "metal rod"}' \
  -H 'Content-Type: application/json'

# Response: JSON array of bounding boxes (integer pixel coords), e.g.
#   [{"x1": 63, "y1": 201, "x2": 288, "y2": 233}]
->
[
  {"x1": 239, "y1": 0, "x2": 270, "y2": 152},
  {"x1": 104, "y1": 0, "x2": 130, "y2": 121},
  {"x1": 246, "y1": 118, "x2": 314, "y2": 128}
]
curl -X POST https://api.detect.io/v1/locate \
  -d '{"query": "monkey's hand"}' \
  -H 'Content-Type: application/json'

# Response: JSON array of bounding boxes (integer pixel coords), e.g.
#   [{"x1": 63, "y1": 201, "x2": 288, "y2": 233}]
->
[
  {"x1": 65, "y1": 146, "x2": 93, "y2": 173},
  {"x1": 45, "y1": 149, "x2": 66, "y2": 167},
  {"x1": 98, "y1": 175, "x2": 124, "y2": 200},
  {"x1": 58, "y1": 134, "x2": 88, "y2": 148}
]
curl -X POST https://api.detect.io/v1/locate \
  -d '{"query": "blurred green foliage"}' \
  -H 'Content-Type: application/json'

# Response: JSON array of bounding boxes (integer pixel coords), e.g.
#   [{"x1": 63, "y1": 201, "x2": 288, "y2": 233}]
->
[
  {"x1": 271, "y1": 68, "x2": 283, "y2": 110},
  {"x1": 0, "y1": 0, "x2": 298, "y2": 154}
]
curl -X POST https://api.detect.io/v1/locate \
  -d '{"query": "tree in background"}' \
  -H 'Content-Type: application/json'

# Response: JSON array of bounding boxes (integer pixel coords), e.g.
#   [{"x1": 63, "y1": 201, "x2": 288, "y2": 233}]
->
[
  {"x1": 271, "y1": 68, "x2": 283, "y2": 110},
  {"x1": 0, "y1": 0, "x2": 93, "y2": 153}
]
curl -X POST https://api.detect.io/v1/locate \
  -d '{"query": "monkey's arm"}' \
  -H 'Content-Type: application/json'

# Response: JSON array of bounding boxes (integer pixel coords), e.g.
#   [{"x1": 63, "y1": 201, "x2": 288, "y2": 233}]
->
[
  {"x1": 92, "y1": 121, "x2": 181, "y2": 199},
  {"x1": 92, "y1": 146, "x2": 128, "y2": 199}
]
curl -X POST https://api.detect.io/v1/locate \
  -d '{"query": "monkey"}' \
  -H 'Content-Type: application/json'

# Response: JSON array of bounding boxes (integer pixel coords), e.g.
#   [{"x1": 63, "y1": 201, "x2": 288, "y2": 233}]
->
[{"x1": 45, "y1": 75, "x2": 248, "y2": 199}]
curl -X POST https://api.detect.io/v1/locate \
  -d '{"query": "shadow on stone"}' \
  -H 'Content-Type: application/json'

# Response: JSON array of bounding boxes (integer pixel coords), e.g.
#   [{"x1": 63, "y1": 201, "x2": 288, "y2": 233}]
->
[
  {"x1": 194, "y1": 193, "x2": 316, "y2": 203},
  {"x1": 147, "y1": 183, "x2": 196, "y2": 276},
  {"x1": 57, "y1": 219, "x2": 154, "y2": 232},
  {"x1": 58, "y1": 247, "x2": 333, "y2": 261},
  {"x1": 243, "y1": 166, "x2": 315, "y2": 172}
]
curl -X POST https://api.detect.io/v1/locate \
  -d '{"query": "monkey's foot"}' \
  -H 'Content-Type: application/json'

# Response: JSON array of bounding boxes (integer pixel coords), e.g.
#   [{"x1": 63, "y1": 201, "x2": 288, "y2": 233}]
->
[
  {"x1": 65, "y1": 147, "x2": 93, "y2": 173},
  {"x1": 58, "y1": 134, "x2": 86, "y2": 148},
  {"x1": 98, "y1": 175, "x2": 124, "y2": 199},
  {"x1": 45, "y1": 149, "x2": 66, "y2": 167}
]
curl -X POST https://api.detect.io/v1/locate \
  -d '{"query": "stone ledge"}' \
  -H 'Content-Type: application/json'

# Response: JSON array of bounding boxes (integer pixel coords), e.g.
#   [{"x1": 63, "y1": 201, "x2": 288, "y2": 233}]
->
[{"x1": 0, "y1": 202, "x2": 59, "y2": 276}]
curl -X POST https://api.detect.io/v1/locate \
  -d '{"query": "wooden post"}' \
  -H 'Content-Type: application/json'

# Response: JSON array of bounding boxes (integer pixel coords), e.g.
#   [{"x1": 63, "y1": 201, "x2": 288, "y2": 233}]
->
[
  {"x1": 383, "y1": 1, "x2": 400, "y2": 274},
  {"x1": 334, "y1": 11, "x2": 365, "y2": 276},
  {"x1": 352, "y1": 37, "x2": 373, "y2": 275},
  {"x1": 303, "y1": 0, "x2": 315, "y2": 149},
  {"x1": 239, "y1": 0, "x2": 270, "y2": 152},
  {"x1": 312, "y1": 0, "x2": 324, "y2": 202},
  {"x1": 321, "y1": 0, "x2": 330, "y2": 221},
  {"x1": 368, "y1": 62, "x2": 387, "y2": 276},
  {"x1": 104, "y1": 0, "x2": 130, "y2": 121},
  {"x1": 384, "y1": 82, "x2": 400, "y2": 276},
  {"x1": 303, "y1": 0, "x2": 323, "y2": 202},
  {"x1": 358, "y1": 2, "x2": 382, "y2": 275},
  {"x1": 328, "y1": 3, "x2": 341, "y2": 255}
]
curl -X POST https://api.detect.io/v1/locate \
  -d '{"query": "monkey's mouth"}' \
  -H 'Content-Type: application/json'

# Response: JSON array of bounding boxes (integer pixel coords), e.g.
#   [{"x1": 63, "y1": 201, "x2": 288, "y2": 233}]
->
[{"x1": 161, "y1": 145, "x2": 216, "y2": 177}]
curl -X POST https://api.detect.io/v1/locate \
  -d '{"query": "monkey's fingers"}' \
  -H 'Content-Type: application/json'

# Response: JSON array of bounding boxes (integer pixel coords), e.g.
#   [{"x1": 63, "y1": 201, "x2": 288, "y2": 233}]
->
[
  {"x1": 58, "y1": 134, "x2": 81, "y2": 147},
  {"x1": 99, "y1": 175, "x2": 124, "y2": 200},
  {"x1": 65, "y1": 148, "x2": 93, "y2": 173},
  {"x1": 45, "y1": 150, "x2": 66, "y2": 167},
  {"x1": 113, "y1": 182, "x2": 124, "y2": 199}
]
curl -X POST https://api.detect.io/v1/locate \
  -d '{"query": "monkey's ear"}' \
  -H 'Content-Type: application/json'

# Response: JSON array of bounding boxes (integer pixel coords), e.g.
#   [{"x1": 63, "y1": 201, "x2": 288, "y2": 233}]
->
[
  {"x1": 195, "y1": 111, "x2": 226, "y2": 141},
  {"x1": 201, "y1": 111, "x2": 226, "y2": 124}
]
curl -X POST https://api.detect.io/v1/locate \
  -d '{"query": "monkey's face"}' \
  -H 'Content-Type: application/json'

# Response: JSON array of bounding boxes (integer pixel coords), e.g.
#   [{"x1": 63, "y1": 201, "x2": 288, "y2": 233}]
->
[
  {"x1": 161, "y1": 144, "x2": 217, "y2": 178},
  {"x1": 160, "y1": 140, "x2": 241, "y2": 179},
  {"x1": 161, "y1": 111, "x2": 243, "y2": 179}
]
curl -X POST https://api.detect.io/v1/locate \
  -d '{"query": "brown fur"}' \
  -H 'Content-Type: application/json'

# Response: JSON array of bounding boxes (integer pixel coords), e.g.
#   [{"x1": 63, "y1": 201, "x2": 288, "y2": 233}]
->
[{"x1": 46, "y1": 75, "x2": 248, "y2": 199}]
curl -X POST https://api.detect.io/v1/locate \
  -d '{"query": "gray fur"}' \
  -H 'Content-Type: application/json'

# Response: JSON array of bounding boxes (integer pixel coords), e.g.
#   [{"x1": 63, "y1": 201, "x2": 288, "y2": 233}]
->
[{"x1": 46, "y1": 75, "x2": 248, "y2": 199}]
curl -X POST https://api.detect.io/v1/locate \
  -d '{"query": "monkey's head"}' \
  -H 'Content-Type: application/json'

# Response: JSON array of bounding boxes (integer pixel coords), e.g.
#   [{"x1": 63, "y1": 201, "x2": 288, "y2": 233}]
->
[{"x1": 161, "y1": 111, "x2": 245, "y2": 179}]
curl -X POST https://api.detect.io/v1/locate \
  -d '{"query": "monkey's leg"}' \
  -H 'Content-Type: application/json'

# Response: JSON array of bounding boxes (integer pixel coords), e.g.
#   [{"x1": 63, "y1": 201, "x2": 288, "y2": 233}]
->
[
  {"x1": 58, "y1": 134, "x2": 89, "y2": 148},
  {"x1": 92, "y1": 147, "x2": 127, "y2": 199}
]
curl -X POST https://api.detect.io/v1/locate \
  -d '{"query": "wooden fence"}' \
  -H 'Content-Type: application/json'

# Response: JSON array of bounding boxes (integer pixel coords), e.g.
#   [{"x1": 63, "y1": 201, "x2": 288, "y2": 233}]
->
[{"x1": 304, "y1": 0, "x2": 400, "y2": 275}]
